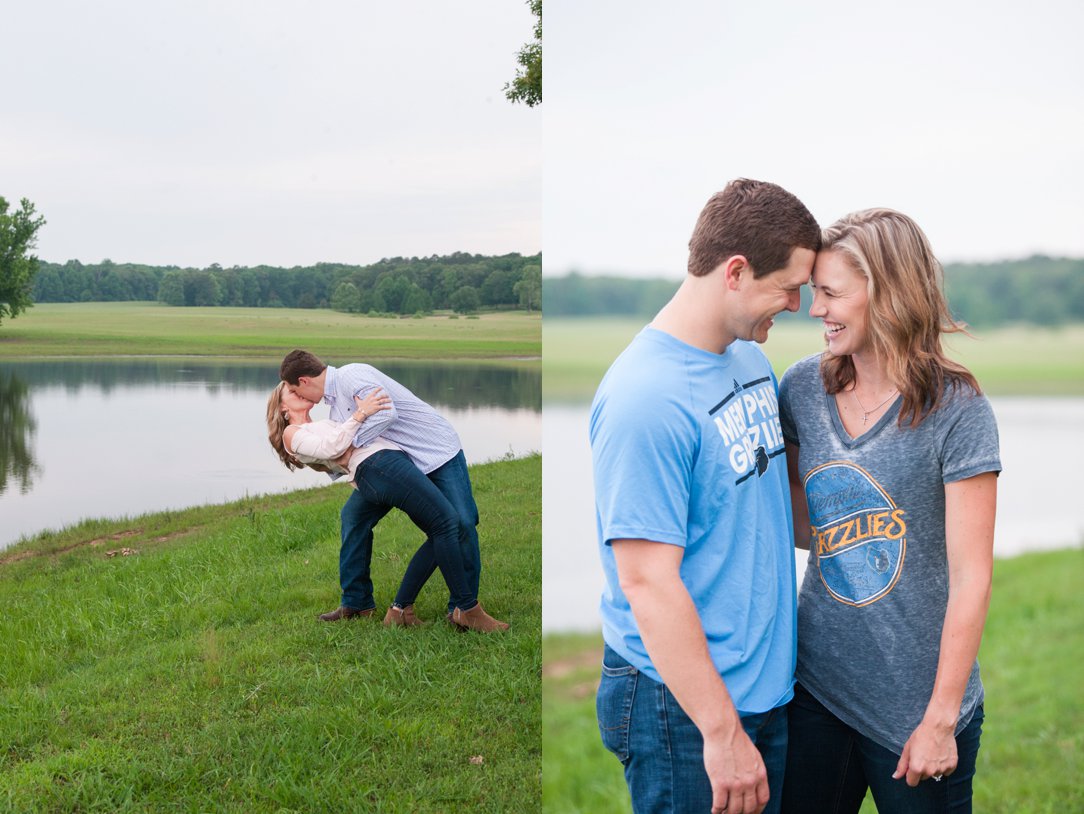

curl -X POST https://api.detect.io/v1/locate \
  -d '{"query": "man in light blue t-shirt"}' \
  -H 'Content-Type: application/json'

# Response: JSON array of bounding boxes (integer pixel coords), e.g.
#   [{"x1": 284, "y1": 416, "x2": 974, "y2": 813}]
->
[{"x1": 590, "y1": 179, "x2": 820, "y2": 814}]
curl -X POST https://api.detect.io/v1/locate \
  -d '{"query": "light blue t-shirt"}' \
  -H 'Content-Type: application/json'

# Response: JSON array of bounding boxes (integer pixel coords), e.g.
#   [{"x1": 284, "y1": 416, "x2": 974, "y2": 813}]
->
[{"x1": 590, "y1": 327, "x2": 797, "y2": 714}]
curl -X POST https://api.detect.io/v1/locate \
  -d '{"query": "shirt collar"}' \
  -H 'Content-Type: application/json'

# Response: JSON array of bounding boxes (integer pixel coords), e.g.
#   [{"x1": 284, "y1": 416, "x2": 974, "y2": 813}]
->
[{"x1": 323, "y1": 365, "x2": 339, "y2": 404}]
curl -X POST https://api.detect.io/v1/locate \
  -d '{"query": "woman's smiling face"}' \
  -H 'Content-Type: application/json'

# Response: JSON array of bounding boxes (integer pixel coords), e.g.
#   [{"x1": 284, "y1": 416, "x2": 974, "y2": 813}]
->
[{"x1": 809, "y1": 249, "x2": 870, "y2": 357}]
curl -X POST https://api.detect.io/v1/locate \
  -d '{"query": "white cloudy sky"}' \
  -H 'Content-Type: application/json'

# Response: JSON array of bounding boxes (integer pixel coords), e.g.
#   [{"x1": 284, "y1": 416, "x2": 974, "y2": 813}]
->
[
  {"x1": 544, "y1": 0, "x2": 1084, "y2": 277},
  {"x1": 1, "y1": 0, "x2": 540, "y2": 267}
]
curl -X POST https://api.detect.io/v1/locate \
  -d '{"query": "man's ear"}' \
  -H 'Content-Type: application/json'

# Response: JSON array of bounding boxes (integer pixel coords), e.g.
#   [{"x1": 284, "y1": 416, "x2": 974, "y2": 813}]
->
[{"x1": 722, "y1": 255, "x2": 750, "y2": 291}]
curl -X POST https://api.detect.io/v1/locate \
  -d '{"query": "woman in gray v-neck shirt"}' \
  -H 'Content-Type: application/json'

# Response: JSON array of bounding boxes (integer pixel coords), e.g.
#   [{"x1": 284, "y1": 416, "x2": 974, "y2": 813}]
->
[{"x1": 778, "y1": 209, "x2": 1000, "y2": 814}]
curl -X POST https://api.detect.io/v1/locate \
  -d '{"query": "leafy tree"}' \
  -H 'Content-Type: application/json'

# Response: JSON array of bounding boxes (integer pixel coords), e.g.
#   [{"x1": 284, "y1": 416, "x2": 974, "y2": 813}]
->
[
  {"x1": 185, "y1": 270, "x2": 221, "y2": 307},
  {"x1": 402, "y1": 283, "x2": 433, "y2": 315},
  {"x1": 481, "y1": 269, "x2": 517, "y2": 306},
  {"x1": 0, "y1": 368, "x2": 39, "y2": 495},
  {"x1": 375, "y1": 272, "x2": 412, "y2": 314},
  {"x1": 505, "y1": 0, "x2": 541, "y2": 107},
  {"x1": 32, "y1": 265, "x2": 66, "y2": 302},
  {"x1": 358, "y1": 287, "x2": 386, "y2": 314},
  {"x1": 0, "y1": 197, "x2": 46, "y2": 326},
  {"x1": 158, "y1": 271, "x2": 186, "y2": 306},
  {"x1": 450, "y1": 285, "x2": 481, "y2": 314},
  {"x1": 514, "y1": 263, "x2": 541, "y2": 312},
  {"x1": 330, "y1": 281, "x2": 362, "y2": 313}
]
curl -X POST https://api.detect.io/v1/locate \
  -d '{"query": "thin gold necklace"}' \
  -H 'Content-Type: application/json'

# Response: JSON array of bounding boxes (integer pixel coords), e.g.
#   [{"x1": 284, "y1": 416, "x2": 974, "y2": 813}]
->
[{"x1": 851, "y1": 385, "x2": 898, "y2": 424}]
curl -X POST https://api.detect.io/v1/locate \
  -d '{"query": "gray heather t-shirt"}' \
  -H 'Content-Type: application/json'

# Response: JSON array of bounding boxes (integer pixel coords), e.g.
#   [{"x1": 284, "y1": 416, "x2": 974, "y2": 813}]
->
[{"x1": 779, "y1": 354, "x2": 1001, "y2": 753}]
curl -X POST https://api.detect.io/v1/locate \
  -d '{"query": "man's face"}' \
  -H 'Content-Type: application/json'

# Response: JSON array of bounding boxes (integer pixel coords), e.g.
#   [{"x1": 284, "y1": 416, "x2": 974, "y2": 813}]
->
[
  {"x1": 736, "y1": 247, "x2": 816, "y2": 344},
  {"x1": 288, "y1": 376, "x2": 324, "y2": 403}
]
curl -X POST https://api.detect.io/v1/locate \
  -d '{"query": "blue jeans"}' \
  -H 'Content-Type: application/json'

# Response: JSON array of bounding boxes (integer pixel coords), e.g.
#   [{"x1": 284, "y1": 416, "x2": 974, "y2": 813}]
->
[
  {"x1": 338, "y1": 450, "x2": 475, "y2": 611},
  {"x1": 597, "y1": 645, "x2": 789, "y2": 814},
  {"x1": 781, "y1": 682, "x2": 984, "y2": 814},
  {"x1": 415, "y1": 450, "x2": 482, "y2": 613}
]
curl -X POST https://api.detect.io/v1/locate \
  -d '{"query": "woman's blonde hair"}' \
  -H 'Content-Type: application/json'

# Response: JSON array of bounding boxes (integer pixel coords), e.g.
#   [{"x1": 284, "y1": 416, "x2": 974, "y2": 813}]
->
[
  {"x1": 818, "y1": 208, "x2": 979, "y2": 426},
  {"x1": 266, "y1": 382, "x2": 302, "y2": 471}
]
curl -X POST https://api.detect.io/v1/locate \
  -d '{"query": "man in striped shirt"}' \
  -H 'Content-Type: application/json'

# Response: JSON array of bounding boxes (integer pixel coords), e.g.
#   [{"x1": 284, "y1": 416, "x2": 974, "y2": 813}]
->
[{"x1": 280, "y1": 349, "x2": 481, "y2": 622}]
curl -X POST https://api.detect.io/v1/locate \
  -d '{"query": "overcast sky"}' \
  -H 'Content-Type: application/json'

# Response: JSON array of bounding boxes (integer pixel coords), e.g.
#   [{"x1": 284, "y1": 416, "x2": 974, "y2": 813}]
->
[
  {"x1": 1, "y1": 0, "x2": 540, "y2": 268},
  {"x1": 544, "y1": 0, "x2": 1084, "y2": 277}
]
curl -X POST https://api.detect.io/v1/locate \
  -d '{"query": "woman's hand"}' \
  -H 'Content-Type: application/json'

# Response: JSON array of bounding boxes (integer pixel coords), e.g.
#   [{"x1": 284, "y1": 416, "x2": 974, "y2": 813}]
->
[
  {"x1": 893, "y1": 718, "x2": 958, "y2": 787},
  {"x1": 352, "y1": 388, "x2": 391, "y2": 422}
]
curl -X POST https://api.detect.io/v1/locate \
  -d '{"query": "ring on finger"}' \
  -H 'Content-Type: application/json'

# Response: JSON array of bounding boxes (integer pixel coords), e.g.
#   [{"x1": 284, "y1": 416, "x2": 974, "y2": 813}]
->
[{"x1": 933, "y1": 774, "x2": 943, "y2": 782}]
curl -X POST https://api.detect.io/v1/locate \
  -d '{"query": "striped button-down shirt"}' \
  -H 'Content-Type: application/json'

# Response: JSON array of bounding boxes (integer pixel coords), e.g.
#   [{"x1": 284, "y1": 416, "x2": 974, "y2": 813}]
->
[{"x1": 322, "y1": 364, "x2": 462, "y2": 474}]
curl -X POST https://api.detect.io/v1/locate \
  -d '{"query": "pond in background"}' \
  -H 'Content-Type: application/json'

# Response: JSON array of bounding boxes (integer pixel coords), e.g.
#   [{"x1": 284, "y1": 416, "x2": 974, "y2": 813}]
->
[
  {"x1": 0, "y1": 359, "x2": 540, "y2": 551},
  {"x1": 543, "y1": 397, "x2": 1084, "y2": 631}
]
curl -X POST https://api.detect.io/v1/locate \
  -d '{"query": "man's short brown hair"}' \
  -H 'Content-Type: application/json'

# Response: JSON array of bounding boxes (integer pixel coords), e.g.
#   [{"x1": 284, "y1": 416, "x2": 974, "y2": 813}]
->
[
  {"x1": 279, "y1": 349, "x2": 326, "y2": 384},
  {"x1": 687, "y1": 178, "x2": 821, "y2": 278}
]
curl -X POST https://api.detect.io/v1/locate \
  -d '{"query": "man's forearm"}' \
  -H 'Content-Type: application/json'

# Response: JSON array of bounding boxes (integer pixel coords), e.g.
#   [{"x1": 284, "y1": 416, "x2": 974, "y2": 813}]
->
[
  {"x1": 625, "y1": 574, "x2": 742, "y2": 738},
  {"x1": 613, "y1": 539, "x2": 769, "y2": 811}
]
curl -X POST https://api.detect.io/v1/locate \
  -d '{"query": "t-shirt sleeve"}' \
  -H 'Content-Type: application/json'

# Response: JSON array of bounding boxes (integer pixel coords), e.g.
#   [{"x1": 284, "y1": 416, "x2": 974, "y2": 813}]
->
[
  {"x1": 778, "y1": 365, "x2": 799, "y2": 446},
  {"x1": 590, "y1": 386, "x2": 697, "y2": 549},
  {"x1": 940, "y1": 392, "x2": 1002, "y2": 483}
]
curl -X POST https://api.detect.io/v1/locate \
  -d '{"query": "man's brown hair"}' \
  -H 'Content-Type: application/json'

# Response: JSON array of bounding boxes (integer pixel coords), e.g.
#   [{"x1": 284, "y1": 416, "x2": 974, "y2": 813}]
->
[
  {"x1": 687, "y1": 178, "x2": 821, "y2": 278},
  {"x1": 279, "y1": 349, "x2": 326, "y2": 384}
]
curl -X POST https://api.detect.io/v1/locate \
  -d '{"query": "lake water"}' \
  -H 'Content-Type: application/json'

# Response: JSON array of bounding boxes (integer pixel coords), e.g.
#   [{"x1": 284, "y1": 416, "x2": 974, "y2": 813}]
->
[
  {"x1": 543, "y1": 397, "x2": 1084, "y2": 631},
  {"x1": 0, "y1": 359, "x2": 540, "y2": 551}
]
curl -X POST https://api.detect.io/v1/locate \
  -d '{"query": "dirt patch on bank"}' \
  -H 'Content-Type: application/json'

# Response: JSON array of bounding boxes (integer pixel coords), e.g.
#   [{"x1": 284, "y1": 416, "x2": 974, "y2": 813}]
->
[{"x1": 0, "y1": 527, "x2": 199, "y2": 567}]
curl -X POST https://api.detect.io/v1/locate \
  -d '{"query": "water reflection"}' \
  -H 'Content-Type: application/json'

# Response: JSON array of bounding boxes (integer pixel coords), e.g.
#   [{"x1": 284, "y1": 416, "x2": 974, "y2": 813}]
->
[
  {"x1": 0, "y1": 368, "x2": 40, "y2": 496},
  {"x1": 2, "y1": 358, "x2": 541, "y2": 410},
  {"x1": 0, "y1": 358, "x2": 540, "y2": 551}
]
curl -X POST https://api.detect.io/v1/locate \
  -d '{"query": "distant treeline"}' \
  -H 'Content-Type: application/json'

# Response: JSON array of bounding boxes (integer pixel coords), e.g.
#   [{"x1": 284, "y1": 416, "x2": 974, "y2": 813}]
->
[
  {"x1": 32, "y1": 252, "x2": 542, "y2": 315},
  {"x1": 545, "y1": 256, "x2": 1084, "y2": 327}
]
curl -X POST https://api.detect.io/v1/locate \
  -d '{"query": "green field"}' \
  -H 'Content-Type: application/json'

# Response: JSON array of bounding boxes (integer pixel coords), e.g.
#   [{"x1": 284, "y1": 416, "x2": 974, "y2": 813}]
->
[
  {"x1": 0, "y1": 303, "x2": 541, "y2": 360},
  {"x1": 543, "y1": 319, "x2": 1084, "y2": 402},
  {"x1": 0, "y1": 456, "x2": 541, "y2": 813},
  {"x1": 543, "y1": 548, "x2": 1084, "y2": 814}
]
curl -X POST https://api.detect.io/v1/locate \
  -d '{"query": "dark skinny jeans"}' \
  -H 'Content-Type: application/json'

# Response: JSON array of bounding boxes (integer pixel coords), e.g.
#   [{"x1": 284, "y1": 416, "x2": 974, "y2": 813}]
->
[{"x1": 339, "y1": 449, "x2": 477, "y2": 612}]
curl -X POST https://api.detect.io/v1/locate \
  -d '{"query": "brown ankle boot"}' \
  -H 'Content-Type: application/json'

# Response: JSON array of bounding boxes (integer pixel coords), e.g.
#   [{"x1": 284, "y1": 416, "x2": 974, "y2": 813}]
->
[
  {"x1": 383, "y1": 604, "x2": 424, "y2": 627},
  {"x1": 451, "y1": 603, "x2": 509, "y2": 633}
]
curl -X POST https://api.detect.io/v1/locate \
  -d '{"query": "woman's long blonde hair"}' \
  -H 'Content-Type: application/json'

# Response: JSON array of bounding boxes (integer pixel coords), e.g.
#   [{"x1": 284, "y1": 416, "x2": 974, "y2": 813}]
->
[
  {"x1": 819, "y1": 208, "x2": 980, "y2": 427},
  {"x1": 266, "y1": 383, "x2": 302, "y2": 471}
]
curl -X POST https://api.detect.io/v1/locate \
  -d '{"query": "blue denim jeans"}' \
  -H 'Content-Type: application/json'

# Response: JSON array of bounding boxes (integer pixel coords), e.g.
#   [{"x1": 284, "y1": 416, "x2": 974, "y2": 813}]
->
[
  {"x1": 781, "y1": 682, "x2": 984, "y2": 814},
  {"x1": 597, "y1": 645, "x2": 789, "y2": 814},
  {"x1": 417, "y1": 450, "x2": 482, "y2": 613},
  {"x1": 338, "y1": 450, "x2": 475, "y2": 611}
]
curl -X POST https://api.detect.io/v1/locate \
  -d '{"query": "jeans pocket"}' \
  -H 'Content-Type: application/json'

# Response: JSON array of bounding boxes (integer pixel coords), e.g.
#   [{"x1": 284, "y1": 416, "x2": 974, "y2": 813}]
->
[{"x1": 597, "y1": 650, "x2": 637, "y2": 764}]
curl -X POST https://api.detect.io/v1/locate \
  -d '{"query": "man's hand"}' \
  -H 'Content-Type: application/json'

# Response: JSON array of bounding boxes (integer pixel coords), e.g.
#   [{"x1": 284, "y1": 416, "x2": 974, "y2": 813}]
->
[
  {"x1": 704, "y1": 727, "x2": 769, "y2": 814},
  {"x1": 613, "y1": 539, "x2": 770, "y2": 814}
]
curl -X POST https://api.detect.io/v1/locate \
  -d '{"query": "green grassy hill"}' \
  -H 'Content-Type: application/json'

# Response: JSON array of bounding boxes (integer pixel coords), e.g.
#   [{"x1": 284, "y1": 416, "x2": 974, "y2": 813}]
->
[{"x1": 0, "y1": 456, "x2": 541, "y2": 813}]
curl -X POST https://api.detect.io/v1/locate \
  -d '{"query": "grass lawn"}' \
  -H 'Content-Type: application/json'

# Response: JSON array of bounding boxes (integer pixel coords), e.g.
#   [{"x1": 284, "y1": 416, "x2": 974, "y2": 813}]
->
[
  {"x1": 0, "y1": 456, "x2": 541, "y2": 813},
  {"x1": 0, "y1": 303, "x2": 541, "y2": 360},
  {"x1": 543, "y1": 319, "x2": 1084, "y2": 402},
  {"x1": 542, "y1": 547, "x2": 1084, "y2": 814}
]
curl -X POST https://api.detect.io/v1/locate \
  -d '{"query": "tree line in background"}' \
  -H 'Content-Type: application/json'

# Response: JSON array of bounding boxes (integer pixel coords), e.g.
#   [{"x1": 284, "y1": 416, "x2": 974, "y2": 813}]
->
[
  {"x1": 31, "y1": 252, "x2": 542, "y2": 316},
  {"x1": 545, "y1": 256, "x2": 1084, "y2": 327}
]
